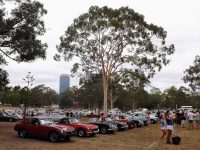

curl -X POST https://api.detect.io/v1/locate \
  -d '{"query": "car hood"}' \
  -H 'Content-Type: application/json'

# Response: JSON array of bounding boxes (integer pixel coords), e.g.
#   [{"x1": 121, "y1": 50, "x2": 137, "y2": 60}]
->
[
  {"x1": 52, "y1": 125, "x2": 75, "y2": 132},
  {"x1": 70, "y1": 123, "x2": 98, "y2": 129},
  {"x1": 81, "y1": 123, "x2": 98, "y2": 129}
]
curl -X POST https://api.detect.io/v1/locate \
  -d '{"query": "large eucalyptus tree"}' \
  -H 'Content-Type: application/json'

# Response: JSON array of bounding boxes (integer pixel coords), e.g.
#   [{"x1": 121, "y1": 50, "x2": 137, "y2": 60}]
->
[{"x1": 55, "y1": 6, "x2": 175, "y2": 115}]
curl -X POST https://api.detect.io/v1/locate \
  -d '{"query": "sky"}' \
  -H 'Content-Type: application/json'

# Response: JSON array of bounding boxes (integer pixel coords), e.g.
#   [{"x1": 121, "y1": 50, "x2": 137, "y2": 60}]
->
[{"x1": 3, "y1": 0, "x2": 200, "y2": 93}]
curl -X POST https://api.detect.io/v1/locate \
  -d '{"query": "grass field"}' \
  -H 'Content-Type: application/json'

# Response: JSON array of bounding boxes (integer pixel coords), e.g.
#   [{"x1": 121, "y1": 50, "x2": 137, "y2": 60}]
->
[{"x1": 0, "y1": 120, "x2": 200, "y2": 150}]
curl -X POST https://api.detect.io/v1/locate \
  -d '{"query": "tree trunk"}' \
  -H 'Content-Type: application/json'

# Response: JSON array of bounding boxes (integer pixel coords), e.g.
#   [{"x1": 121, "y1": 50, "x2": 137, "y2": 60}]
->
[
  {"x1": 110, "y1": 89, "x2": 113, "y2": 110},
  {"x1": 103, "y1": 76, "x2": 108, "y2": 116}
]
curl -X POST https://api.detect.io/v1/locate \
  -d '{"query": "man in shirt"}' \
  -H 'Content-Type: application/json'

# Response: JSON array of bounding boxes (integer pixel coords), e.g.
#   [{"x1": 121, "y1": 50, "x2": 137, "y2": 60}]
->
[{"x1": 187, "y1": 110, "x2": 194, "y2": 129}]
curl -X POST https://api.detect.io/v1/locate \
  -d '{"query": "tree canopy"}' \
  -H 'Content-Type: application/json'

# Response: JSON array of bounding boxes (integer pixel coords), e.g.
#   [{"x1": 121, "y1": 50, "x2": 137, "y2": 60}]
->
[
  {"x1": 55, "y1": 6, "x2": 175, "y2": 114},
  {"x1": 0, "y1": 68, "x2": 9, "y2": 91},
  {"x1": 183, "y1": 55, "x2": 200, "y2": 91},
  {"x1": 0, "y1": 0, "x2": 47, "y2": 65}
]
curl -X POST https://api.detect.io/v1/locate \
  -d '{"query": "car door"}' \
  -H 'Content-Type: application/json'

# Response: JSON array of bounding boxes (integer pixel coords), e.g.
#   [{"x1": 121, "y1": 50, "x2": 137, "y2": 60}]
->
[
  {"x1": 31, "y1": 119, "x2": 49, "y2": 138},
  {"x1": 25, "y1": 118, "x2": 37, "y2": 136}
]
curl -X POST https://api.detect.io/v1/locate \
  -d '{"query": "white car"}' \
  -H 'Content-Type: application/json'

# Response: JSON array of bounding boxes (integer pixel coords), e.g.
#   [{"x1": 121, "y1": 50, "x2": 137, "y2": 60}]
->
[
  {"x1": 81, "y1": 110, "x2": 92, "y2": 116},
  {"x1": 149, "y1": 113, "x2": 158, "y2": 124},
  {"x1": 108, "y1": 108, "x2": 122, "y2": 116}
]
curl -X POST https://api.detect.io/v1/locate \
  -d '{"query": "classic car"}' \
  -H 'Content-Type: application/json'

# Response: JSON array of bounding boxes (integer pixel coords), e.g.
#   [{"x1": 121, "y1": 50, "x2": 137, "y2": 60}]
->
[
  {"x1": 89, "y1": 118, "x2": 118, "y2": 134},
  {"x1": 149, "y1": 113, "x2": 158, "y2": 124},
  {"x1": 111, "y1": 115, "x2": 134, "y2": 129},
  {"x1": 57, "y1": 117, "x2": 99, "y2": 137},
  {"x1": 123, "y1": 114, "x2": 144, "y2": 127},
  {"x1": 14, "y1": 117, "x2": 75, "y2": 142},
  {"x1": 131, "y1": 112, "x2": 148, "y2": 126},
  {"x1": 0, "y1": 110, "x2": 21, "y2": 122},
  {"x1": 105, "y1": 117, "x2": 128, "y2": 131}
]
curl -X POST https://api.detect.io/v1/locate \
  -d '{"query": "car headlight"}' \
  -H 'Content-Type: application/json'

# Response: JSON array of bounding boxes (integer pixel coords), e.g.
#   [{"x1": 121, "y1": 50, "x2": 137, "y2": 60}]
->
[{"x1": 60, "y1": 129, "x2": 64, "y2": 133}]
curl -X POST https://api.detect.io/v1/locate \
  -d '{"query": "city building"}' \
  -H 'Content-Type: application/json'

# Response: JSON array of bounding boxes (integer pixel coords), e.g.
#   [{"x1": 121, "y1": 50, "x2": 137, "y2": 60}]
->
[
  {"x1": 86, "y1": 71, "x2": 102, "y2": 83},
  {"x1": 59, "y1": 74, "x2": 70, "y2": 94}
]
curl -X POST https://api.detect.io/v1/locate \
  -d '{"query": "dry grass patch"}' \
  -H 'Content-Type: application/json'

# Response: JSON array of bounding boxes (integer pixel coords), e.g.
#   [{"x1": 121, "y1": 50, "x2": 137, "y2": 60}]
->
[{"x1": 0, "y1": 121, "x2": 200, "y2": 150}]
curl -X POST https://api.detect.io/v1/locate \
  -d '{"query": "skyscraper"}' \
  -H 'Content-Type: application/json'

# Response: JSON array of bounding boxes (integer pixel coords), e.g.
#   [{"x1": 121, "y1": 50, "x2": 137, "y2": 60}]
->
[{"x1": 59, "y1": 74, "x2": 70, "y2": 94}]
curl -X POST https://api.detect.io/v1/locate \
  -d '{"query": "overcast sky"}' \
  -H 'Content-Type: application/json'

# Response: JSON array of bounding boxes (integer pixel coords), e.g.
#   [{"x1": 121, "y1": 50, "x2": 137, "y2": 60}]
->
[{"x1": 3, "y1": 0, "x2": 200, "y2": 93}]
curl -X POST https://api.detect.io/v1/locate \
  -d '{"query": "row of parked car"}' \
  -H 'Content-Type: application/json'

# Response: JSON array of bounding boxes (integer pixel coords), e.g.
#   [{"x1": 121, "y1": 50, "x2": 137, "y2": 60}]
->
[
  {"x1": 12, "y1": 111, "x2": 158, "y2": 142},
  {"x1": 0, "y1": 108, "x2": 158, "y2": 142},
  {"x1": 0, "y1": 110, "x2": 22, "y2": 122}
]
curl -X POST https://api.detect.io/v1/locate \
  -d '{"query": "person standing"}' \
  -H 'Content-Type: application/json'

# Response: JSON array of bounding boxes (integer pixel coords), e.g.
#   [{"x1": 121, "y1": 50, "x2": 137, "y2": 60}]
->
[
  {"x1": 99, "y1": 113, "x2": 105, "y2": 122},
  {"x1": 165, "y1": 111, "x2": 174, "y2": 144},
  {"x1": 187, "y1": 110, "x2": 194, "y2": 130},
  {"x1": 193, "y1": 110, "x2": 199, "y2": 129},
  {"x1": 175, "y1": 110, "x2": 181, "y2": 128},
  {"x1": 159, "y1": 113, "x2": 167, "y2": 141},
  {"x1": 90, "y1": 112, "x2": 95, "y2": 118},
  {"x1": 180, "y1": 110, "x2": 186, "y2": 128},
  {"x1": 146, "y1": 112, "x2": 151, "y2": 126}
]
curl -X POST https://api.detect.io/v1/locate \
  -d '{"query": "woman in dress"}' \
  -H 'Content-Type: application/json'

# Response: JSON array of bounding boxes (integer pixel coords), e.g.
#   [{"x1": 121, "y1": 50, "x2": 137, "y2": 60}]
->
[
  {"x1": 165, "y1": 111, "x2": 174, "y2": 144},
  {"x1": 159, "y1": 113, "x2": 167, "y2": 140}
]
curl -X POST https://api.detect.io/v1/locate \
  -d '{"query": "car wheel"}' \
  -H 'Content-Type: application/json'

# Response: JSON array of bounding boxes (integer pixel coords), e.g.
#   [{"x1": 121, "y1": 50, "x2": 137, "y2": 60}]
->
[
  {"x1": 150, "y1": 119, "x2": 154, "y2": 124},
  {"x1": 78, "y1": 129, "x2": 85, "y2": 137},
  {"x1": 135, "y1": 122, "x2": 139, "y2": 127},
  {"x1": 132, "y1": 122, "x2": 136, "y2": 128},
  {"x1": 49, "y1": 133, "x2": 58, "y2": 142},
  {"x1": 18, "y1": 129, "x2": 26, "y2": 138},
  {"x1": 90, "y1": 133, "x2": 96, "y2": 136},
  {"x1": 9, "y1": 118, "x2": 13, "y2": 122},
  {"x1": 115, "y1": 126, "x2": 119, "y2": 131},
  {"x1": 65, "y1": 137, "x2": 71, "y2": 141},
  {"x1": 100, "y1": 127, "x2": 107, "y2": 134}
]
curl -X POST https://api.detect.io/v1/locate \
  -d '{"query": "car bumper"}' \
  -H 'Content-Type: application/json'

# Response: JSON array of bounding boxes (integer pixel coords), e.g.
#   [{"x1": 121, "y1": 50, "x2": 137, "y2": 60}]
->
[
  {"x1": 108, "y1": 126, "x2": 118, "y2": 132},
  {"x1": 59, "y1": 131, "x2": 75, "y2": 139},
  {"x1": 86, "y1": 128, "x2": 99, "y2": 134},
  {"x1": 120, "y1": 125, "x2": 128, "y2": 129}
]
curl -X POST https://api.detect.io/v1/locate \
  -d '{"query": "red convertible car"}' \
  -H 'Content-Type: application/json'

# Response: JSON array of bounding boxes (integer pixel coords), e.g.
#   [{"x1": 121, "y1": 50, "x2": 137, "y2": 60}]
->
[
  {"x1": 57, "y1": 117, "x2": 99, "y2": 137},
  {"x1": 14, "y1": 117, "x2": 75, "y2": 142}
]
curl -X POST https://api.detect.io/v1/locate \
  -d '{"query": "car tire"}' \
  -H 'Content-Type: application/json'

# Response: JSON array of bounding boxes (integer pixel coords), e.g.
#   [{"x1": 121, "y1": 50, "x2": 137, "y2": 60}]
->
[
  {"x1": 49, "y1": 133, "x2": 58, "y2": 142},
  {"x1": 128, "y1": 123, "x2": 133, "y2": 129},
  {"x1": 18, "y1": 129, "x2": 26, "y2": 138},
  {"x1": 78, "y1": 129, "x2": 85, "y2": 137},
  {"x1": 100, "y1": 127, "x2": 107, "y2": 134},
  {"x1": 9, "y1": 118, "x2": 13, "y2": 122},
  {"x1": 132, "y1": 122, "x2": 136, "y2": 128},
  {"x1": 115, "y1": 126, "x2": 119, "y2": 131},
  {"x1": 90, "y1": 133, "x2": 96, "y2": 136},
  {"x1": 135, "y1": 122, "x2": 139, "y2": 127},
  {"x1": 150, "y1": 119, "x2": 155, "y2": 124},
  {"x1": 65, "y1": 137, "x2": 71, "y2": 141}
]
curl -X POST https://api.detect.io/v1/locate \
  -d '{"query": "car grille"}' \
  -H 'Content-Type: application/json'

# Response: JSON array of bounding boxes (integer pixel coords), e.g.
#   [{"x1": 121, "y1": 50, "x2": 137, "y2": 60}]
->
[{"x1": 92, "y1": 128, "x2": 99, "y2": 132}]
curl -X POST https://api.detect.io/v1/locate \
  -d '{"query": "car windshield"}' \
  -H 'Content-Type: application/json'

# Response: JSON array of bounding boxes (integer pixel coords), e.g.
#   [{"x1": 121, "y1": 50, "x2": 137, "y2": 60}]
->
[
  {"x1": 69, "y1": 118, "x2": 79, "y2": 124},
  {"x1": 40, "y1": 118, "x2": 54, "y2": 125}
]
